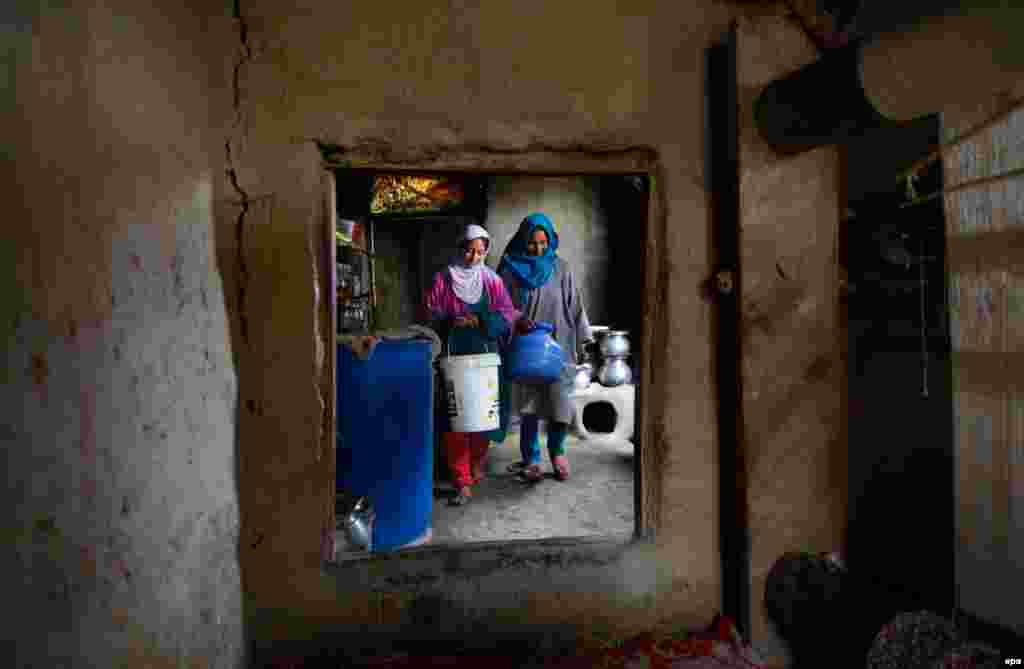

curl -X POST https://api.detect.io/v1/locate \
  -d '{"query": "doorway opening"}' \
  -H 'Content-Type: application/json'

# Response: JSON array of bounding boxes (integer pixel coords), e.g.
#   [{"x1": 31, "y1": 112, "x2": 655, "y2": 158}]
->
[{"x1": 328, "y1": 168, "x2": 652, "y2": 556}]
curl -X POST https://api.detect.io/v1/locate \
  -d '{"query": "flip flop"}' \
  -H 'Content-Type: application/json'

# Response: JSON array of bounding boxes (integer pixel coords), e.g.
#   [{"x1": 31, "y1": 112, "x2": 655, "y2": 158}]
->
[
  {"x1": 472, "y1": 463, "x2": 486, "y2": 485},
  {"x1": 552, "y1": 456, "x2": 570, "y2": 481},
  {"x1": 522, "y1": 463, "x2": 544, "y2": 483}
]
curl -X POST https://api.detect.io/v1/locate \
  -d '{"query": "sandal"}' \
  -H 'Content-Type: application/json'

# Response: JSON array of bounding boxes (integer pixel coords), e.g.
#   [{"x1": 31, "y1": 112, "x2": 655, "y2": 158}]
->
[
  {"x1": 449, "y1": 487, "x2": 472, "y2": 506},
  {"x1": 552, "y1": 456, "x2": 570, "y2": 482},
  {"x1": 472, "y1": 463, "x2": 486, "y2": 485},
  {"x1": 506, "y1": 461, "x2": 527, "y2": 474},
  {"x1": 522, "y1": 463, "x2": 544, "y2": 483}
]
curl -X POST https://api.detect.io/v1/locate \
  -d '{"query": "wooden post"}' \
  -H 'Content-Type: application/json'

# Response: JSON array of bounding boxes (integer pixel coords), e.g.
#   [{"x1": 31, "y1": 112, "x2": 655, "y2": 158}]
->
[{"x1": 708, "y1": 24, "x2": 751, "y2": 638}]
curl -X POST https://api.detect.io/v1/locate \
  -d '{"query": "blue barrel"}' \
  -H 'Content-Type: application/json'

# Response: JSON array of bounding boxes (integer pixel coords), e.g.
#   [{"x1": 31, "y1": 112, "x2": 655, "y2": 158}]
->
[{"x1": 337, "y1": 340, "x2": 433, "y2": 552}]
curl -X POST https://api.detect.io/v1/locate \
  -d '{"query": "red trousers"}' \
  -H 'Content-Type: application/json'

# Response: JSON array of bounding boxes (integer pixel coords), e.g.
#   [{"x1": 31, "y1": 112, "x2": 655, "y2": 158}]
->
[{"x1": 442, "y1": 432, "x2": 490, "y2": 488}]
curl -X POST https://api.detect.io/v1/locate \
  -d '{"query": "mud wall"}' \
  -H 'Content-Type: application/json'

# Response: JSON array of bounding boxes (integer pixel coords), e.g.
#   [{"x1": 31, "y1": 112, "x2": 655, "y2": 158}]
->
[
  {"x1": 735, "y1": 12, "x2": 846, "y2": 658},
  {"x1": 213, "y1": 0, "x2": 847, "y2": 662},
  {"x1": 219, "y1": 0, "x2": 729, "y2": 649},
  {"x1": 2, "y1": 1, "x2": 244, "y2": 667}
]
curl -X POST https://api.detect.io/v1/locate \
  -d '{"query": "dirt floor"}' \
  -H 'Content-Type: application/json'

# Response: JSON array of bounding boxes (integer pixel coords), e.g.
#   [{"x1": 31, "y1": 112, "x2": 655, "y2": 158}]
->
[{"x1": 430, "y1": 431, "x2": 635, "y2": 544}]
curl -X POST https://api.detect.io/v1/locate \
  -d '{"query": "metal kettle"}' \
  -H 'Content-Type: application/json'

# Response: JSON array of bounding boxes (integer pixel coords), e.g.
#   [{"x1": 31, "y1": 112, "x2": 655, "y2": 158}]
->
[{"x1": 335, "y1": 493, "x2": 375, "y2": 553}]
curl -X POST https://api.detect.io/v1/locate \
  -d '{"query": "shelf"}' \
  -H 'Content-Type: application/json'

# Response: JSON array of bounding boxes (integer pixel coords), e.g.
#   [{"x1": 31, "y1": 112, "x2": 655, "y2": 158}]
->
[
  {"x1": 338, "y1": 294, "x2": 372, "y2": 306},
  {"x1": 338, "y1": 243, "x2": 373, "y2": 258}
]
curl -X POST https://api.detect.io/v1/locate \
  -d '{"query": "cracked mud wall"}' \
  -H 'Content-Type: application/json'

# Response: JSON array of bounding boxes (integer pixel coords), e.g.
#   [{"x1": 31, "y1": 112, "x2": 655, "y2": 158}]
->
[
  {"x1": 2, "y1": 1, "x2": 244, "y2": 667},
  {"x1": 735, "y1": 12, "x2": 846, "y2": 659},
  {"x1": 216, "y1": 0, "x2": 736, "y2": 647},
  {"x1": 216, "y1": 0, "x2": 845, "y2": 657}
]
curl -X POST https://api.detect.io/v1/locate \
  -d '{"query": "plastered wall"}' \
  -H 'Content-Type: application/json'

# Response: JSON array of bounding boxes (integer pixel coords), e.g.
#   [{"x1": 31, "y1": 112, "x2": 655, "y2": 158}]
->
[
  {"x1": 218, "y1": 0, "x2": 737, "y2": 649},
  {"x1": 197, "y1": 2, "x2": 859, "y2": 663},
  {"x1": 2, "y1": 1, "x2": 244, "y2": 667},
  {"x1": 2, "y1": 0, "x2": 855, "y2": 662},
  {"x1": 735, "y1": 12, "x2": 846, "y2": 656},
  {"x1": 220, "y1": 0, "x2": 849, "y2": 659},
  {"x1": 370, "y1": 223, "x2": 421, "y2": 330}
]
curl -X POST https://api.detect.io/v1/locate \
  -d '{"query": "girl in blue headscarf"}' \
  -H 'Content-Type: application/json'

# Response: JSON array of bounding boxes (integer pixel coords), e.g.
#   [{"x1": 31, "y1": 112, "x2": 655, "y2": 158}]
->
[{"x1": 497, "y1": 213, "x2": 593, "y2": 483}]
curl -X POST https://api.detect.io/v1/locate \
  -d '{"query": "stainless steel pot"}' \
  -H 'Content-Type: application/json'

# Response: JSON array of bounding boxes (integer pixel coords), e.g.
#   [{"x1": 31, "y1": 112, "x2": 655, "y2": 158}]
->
[
  {"x1": 598, "y1": 356, "x2": 632, "y2": 387},
  {"x1": 599, "y1": 331, "x2": 631, "y2": 358}
]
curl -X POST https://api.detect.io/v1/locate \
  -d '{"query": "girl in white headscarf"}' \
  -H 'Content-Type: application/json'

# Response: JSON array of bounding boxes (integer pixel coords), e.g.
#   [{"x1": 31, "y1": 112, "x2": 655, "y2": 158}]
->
[{"x1": 422, "y1": 224, "x2": 520, "y2": 505}]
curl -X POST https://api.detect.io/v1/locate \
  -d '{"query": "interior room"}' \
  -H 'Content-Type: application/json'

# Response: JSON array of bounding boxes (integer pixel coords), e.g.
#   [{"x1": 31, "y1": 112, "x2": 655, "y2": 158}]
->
[
  {"x1": 332, "y1": 172, "x2": 646, "y2": 548},
  {"x1": 7, "y1": 1, "x2": 1024, "y2": 668}
]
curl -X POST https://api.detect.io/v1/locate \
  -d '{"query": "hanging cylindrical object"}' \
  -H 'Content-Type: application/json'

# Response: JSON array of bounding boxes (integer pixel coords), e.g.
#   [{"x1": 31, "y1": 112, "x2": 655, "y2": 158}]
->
[
  {"x1": 858, "y1": 2, "x2": 1024, "y2": 123},
  {"x1": 754, "y1": 43, "x2": 890, "y2": 156},
  {"x1": 756, "y1": 2, "x2": 1024, "y2": 155}
]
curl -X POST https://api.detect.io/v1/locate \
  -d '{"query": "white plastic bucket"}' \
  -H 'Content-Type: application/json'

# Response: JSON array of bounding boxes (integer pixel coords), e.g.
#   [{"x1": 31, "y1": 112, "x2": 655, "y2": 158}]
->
[{"x1": 439, "y1": 353, "x2": 501, "y2": 432}]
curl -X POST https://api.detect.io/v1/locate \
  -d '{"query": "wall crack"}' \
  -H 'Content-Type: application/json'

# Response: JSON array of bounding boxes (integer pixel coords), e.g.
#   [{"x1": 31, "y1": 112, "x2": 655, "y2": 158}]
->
[
  {"x1": 309, "y1": 220, "x2": 327, "y2": 468},
  {"x1": 226, "y1": 0, "x2": 253, "y2": 349}
]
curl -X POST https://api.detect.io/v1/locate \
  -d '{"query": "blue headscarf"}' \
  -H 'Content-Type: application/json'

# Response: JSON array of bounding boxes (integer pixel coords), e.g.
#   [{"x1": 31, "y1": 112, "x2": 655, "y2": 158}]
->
[{"x1": 497, "y1": 213, "x2": 559, "y2": 294}]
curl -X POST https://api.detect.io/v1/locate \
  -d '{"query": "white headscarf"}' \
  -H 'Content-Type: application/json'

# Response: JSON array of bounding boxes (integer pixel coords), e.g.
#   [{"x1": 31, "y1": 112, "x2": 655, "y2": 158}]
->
[{"x1": 448, "y1": 224, "x2": 490, "y2": 305}]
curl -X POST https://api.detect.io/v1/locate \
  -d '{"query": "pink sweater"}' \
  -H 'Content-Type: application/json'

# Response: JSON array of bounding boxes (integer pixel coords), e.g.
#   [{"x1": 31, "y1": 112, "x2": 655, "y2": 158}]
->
[{"x1": 422, "y1": 267, "x2": 521, "y2": 327}]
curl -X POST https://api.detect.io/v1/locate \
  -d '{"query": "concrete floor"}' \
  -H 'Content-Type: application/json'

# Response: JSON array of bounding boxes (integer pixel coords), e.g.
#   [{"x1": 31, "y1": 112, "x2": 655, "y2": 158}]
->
[{"x1": 430, "y1": 432, "x2": 635, "y2": 544}]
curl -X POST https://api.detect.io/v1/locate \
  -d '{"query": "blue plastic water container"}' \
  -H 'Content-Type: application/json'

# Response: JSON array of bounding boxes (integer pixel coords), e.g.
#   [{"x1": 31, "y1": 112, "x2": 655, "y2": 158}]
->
[
  {"x1": 336, "y1": 339, "x2": 433, "y2": 552},
  {"x1": 504, "y1": 321, "x2": 565, "y2": 384}
]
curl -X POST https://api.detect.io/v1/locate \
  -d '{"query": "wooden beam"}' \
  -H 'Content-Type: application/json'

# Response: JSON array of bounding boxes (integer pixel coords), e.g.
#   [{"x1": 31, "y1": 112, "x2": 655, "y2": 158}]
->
[{"x1": 709, "y1": 25, "x2": 751, "y2": 638}]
